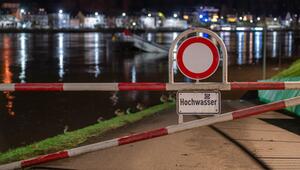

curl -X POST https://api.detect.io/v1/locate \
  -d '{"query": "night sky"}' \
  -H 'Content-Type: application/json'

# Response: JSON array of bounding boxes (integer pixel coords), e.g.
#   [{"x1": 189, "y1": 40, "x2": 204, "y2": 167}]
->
[{"x1": 2, "y1": 0, "x2": 300, "y2": 16}]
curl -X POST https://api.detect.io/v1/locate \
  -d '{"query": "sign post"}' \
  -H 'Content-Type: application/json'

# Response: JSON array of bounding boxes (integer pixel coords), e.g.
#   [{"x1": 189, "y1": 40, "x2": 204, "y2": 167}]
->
[{"x1": 168, "y1": 28, "x2": 228, "y2": 123}]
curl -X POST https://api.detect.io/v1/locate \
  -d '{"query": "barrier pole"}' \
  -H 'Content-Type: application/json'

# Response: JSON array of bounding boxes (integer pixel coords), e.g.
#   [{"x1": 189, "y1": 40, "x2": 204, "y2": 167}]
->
[
  {"x1": 2, "y1": 96, "x2": 300, "y2": 170},
  {"x1": 0, "y1": 82, "x2": 300, "y2": 91}
]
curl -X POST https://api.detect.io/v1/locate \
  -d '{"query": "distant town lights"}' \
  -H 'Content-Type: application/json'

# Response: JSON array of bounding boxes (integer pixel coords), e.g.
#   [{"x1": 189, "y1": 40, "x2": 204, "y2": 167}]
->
[
  {"x1": 183, "y1": 15, "x2": 189, "y2": 20},
  {"x1": 158, "y1": 12, "x2": 164, "y2": 17}
]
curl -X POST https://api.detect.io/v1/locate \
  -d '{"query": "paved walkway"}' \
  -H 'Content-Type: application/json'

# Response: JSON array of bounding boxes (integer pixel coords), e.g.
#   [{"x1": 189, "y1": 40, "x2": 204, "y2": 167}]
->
[
  {"x1": 215, "y1": 101, "x2": 300, "y2": 170},
  {"x1": 38, "y1": 100, "x2": 300, "y2": 170}
]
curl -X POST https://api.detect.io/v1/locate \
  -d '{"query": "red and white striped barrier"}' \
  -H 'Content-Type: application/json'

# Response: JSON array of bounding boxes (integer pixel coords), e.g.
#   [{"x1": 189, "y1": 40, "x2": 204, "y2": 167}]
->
[
  {"x1": 0, "y1": 81, "x2": 300, "y2": 91},
  {"x1": 2, "y1": 96, "x2": 300, "y2": 170}
]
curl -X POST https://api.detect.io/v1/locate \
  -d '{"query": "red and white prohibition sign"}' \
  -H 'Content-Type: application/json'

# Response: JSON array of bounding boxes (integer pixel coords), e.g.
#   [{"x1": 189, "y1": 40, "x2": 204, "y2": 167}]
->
[{"x1": 176, "y1": 37, "x2": 220, "y2": 80}]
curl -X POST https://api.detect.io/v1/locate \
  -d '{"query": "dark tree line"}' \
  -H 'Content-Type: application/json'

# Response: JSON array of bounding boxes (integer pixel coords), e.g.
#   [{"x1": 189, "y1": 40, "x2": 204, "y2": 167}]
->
[{"x1": 2, "y1": 0, "x2": 300, "y2": 16}]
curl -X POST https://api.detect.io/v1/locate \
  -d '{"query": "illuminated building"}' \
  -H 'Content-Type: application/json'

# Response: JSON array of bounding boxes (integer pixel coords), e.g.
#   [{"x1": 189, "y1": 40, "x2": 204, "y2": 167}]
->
[{"x1": 48, "y1": 10, "x2": 70, "y2": 29}]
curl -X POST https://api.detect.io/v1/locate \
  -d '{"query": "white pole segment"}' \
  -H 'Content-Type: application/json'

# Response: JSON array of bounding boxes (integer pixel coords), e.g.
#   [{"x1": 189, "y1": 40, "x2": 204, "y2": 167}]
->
[
  {"x1": 0, "y1": 161, "x2": 21, "y2": 170},
  {"x1": 63, "y1": 83, "x2": 119, "y2": 91},
  {"x1": 284, "y1": 82, "x2": 300, "y2": 90},
  {"x1": 68, "y1": 139, "x2": 119, "y2": 157},
  {"x1": 166, "y1": 83, "x2": 231, "y2": 91},
  {"x1": 0, "y1": 84, "x2": 15, "y2": 91},
  {"x1": 284, "y1": 96, "x2": 300, "y2": 107},
  {"x1": 167, "y1": 113, "x2": 233, "y2": 134}
]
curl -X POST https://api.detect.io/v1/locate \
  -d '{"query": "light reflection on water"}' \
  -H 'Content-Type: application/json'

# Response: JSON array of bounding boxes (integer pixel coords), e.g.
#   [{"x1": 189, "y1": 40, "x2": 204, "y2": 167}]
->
[
  {"x1": 94, "y1": 33, "x2": 100, "y2": 78},
  {"x1": 0, "y1": 31, "x2": 299, "y2": 152},
  {"x1": 254, "y1": 32, "x2": 262, "y2": 59},
  {"x1": 272, "y1": 32, "x2": 278, "y2": 58},
  {"x1": 58, "y1": 33, "x2": 64, "y2": 80},
  {"x1": 19, "y1": 33, "x2": 27, "y2": 82},
  {"x1": 237, "y1": 32, "x2": 246, "y2": 65},
  {"x1": 2, "y1": 35, "x2": 15, "y2": 117},
  {"x1": 286, "y1": 32, "x2": 293, "y2": 57}
]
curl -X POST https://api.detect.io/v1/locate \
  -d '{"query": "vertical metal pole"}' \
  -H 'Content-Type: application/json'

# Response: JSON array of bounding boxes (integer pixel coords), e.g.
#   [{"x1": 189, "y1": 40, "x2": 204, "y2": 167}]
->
[
  {"x1": 263, "y1": 25, "x2": 267, "y2": 79},
  {"x1": 278, "y1": 31, "x2": 282, "y2": 69},
  {"x1": 178, "y1": 115, "x2": 183, "y2": 124},
  {"x1": 168, "y1": 45, "x2": 175, "y2": 84}
]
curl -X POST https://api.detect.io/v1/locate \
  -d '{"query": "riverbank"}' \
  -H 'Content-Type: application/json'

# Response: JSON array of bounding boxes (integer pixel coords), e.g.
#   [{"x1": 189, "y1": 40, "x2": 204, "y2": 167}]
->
[{"x1": 0, "y1": 102, "x2": 175, "y2": 164}]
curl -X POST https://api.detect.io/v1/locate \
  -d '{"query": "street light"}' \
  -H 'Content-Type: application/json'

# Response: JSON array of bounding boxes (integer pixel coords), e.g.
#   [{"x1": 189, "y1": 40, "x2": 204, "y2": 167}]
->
[
  {"x1": 148, "y1": 13, "x2": 151, "y2": 17},
  {"x1": 273, "y1": 17, "x2": 277, "y2": 21},
  {"x1": 59, "y1": 9, "x2": 63, "y2": 14},
  {"x1": 239, "y1": 16, "x2": 243, "y2": 21},
  {"x1": 199, "y1": 14, "x2": 203, "y2": 19},
  {"x1": 20, "y1": 9, "x2": 25, "y2": 14},
  {"x1": 257, "y1": 17, "x2": 261, "y2": 21},
  {"x1": 95, "y1": 12, "x2": 99, "y2": 16},
  {"x1": 122, "y1": 12, "x2": 126, "y2": 17},
  {"x1": 173, "y1": 13, "x2": 178, "y2": 18}
]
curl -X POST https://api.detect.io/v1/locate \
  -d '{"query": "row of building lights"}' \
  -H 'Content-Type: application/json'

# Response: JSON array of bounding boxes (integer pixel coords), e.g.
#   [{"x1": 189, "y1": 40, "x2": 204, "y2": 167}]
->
[
  {"x1": 19, "y1": 8, "x2": 297, "y2": 23},
  {"x1": 20, "y1": 8, "x2": 103, "y2": 17}
]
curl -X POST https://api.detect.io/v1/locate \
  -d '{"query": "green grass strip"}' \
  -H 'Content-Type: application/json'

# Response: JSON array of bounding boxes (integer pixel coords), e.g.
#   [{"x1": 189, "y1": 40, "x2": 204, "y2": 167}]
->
[
  {"x1": 0, "y1": 102, "x2": 175, "y2": 164},
  {"x1": 273, "y1": 59, "x2": 300, "y2": 78}
]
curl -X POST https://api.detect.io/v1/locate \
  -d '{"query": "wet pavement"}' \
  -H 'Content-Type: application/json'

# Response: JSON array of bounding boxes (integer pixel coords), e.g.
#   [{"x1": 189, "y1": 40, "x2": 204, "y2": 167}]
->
[{"x1": 39, "y1": 100, "x2": 300, "y2": 170}]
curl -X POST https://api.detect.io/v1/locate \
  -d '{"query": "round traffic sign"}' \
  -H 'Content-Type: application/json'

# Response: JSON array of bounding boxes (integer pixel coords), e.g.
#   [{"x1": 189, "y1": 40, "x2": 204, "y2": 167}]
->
[{"x1": 176, "y1": 36, "x2": 220, "y2": 80}]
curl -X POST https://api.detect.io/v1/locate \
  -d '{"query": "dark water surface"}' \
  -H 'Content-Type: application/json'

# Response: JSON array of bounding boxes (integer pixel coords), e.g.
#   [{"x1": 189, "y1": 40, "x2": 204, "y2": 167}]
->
[{"x1": 0, "y1": 31, "x2": 299, "y2": 152}]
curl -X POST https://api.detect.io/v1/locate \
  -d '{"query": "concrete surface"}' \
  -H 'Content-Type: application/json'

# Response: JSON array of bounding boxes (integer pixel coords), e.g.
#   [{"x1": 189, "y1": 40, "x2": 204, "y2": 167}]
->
[
  {"x1": 39, "y1": 101, "x2": 262, "y2": 170},
  {"x1": 37, "y1": 100, "x2": 300, "y2": 170}
]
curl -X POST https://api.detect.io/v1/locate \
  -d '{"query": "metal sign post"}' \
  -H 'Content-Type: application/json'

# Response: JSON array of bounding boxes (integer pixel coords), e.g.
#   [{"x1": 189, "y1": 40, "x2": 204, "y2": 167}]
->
[{"x1": 168, "y1": 28, "x2": 228, "y2": 124}]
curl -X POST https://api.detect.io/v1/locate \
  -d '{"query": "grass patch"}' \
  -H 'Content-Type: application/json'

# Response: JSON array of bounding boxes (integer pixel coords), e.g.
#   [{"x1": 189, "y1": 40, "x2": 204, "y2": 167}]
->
[
  {"x1": 0, "y1": 102, "x2": 175, "y2": 164},
  {"x1": 273, "y1": 59, "x2": 300, "y2": 78}
]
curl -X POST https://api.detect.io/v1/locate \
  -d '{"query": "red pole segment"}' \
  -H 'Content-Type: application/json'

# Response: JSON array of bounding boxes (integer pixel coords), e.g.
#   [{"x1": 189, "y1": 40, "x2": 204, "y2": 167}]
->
[
  {"x1": 232, "y1": 101, "x2": 286, "y2": 119},
  {"x1": 118, "y1": 83, "x2": 166, "y2": 91},
  {"x1": 21, "y1": 151, "x2": 69, "y2": 168},
  {"x1": 230, "y1": 82, "x2": 285, "y2": 90},
  {"x1": 15, "y1": 83, "x2": 64, "y2": 91},
  {"x1": 118, "y1": 128, "x2": 168, "y2": 145}
]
